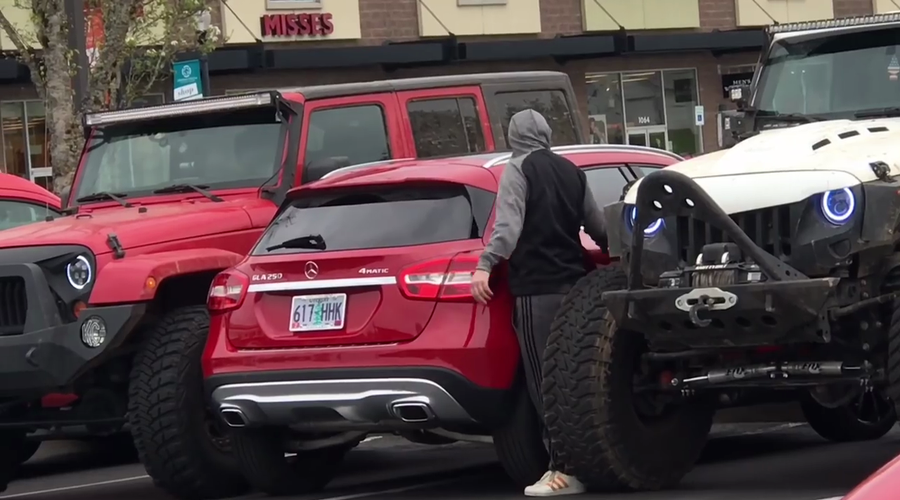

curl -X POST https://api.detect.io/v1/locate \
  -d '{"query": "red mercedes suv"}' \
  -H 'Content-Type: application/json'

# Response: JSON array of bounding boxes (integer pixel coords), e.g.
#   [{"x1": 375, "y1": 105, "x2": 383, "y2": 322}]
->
[{"x1": 202, "y1": 144, "x2": 681, "y2": 496}]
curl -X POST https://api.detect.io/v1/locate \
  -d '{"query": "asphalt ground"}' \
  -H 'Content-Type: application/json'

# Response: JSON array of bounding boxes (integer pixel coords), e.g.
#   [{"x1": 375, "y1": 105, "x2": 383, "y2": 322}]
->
[{"x1": 2, "y1": 422, "x2": 897, "y2": 500}]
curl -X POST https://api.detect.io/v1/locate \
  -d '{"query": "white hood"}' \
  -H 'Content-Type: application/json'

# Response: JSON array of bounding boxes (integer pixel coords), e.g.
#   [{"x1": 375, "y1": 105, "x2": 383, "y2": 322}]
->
[{"x1": 624, "y1": 118, "x2": 900, "y2": 214}]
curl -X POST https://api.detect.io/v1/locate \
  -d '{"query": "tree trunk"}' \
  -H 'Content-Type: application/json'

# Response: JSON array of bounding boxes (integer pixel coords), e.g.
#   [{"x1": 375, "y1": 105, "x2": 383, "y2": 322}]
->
[{"x1": 42, "y1": 8, "x2": 82, "y2": 193}]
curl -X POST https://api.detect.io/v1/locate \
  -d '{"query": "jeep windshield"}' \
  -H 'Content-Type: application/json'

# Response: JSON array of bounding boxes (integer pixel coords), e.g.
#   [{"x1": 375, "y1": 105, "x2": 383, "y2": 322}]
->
[
  {"x1": 754, "y1": 26, "x2": 900, "y2": 122},
  {"x1": 73, "y1": 107, "x2": 285, "y2": 204}
]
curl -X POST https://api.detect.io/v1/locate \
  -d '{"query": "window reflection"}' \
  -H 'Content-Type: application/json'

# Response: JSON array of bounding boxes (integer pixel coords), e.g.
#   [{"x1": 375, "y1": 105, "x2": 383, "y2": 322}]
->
[
  {"x1": 585, "y1": 73, "x2": 625, "y2": 145},
  {"x1": 1, "y1": 102, "x2": 28, "y2": 178}
]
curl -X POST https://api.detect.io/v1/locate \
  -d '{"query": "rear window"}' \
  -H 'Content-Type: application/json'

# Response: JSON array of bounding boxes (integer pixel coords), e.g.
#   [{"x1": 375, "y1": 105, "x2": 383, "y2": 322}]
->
[
  {"x1": 495, "y1": 90, "x2": 579, "y2": 146},
  {"x1": 304, "y1": 105, "x2": 391, "y2": 182},
  {"x1": 408, "y1": 97, "x2": 486, "y2": 158},
  {"x1": 254, "y1": 184, "x2": 495, "y2": 255}
]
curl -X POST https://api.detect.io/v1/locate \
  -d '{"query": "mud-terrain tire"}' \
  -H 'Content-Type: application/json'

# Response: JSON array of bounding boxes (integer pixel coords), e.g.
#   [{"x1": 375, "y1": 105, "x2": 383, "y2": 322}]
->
[
  {"x1": 232, "y1": 429, "x2": 350, "y2": 496},
  {"x1": 0, "y1": 431, "x2": 28, "y2": 492},
  {"x1": 883, "y1": 293, "x2": 900, "y2": 426},
  {"x1": 542, "y1": 266, "x2": 714, "y2": 491},
  {"x1": 800, "y1": 392, "x2": 895, "y2": 442},
  {"x1": 128, "y1": 306, "x2": 248, "y2": 500},
  {"x1": 492, "y1": 387, "x2": 550, "y2": 487}
]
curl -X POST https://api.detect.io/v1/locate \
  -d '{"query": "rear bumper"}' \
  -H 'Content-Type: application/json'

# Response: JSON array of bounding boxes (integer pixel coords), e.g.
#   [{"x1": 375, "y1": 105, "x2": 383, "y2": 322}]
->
[{"x1": 205, "y1": 367, "x2": 515, "y2": 432}]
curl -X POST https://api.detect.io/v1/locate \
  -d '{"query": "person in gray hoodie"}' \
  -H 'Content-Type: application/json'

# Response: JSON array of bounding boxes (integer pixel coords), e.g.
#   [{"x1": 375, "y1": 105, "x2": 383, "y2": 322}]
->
[{"x1": 471, "y1": 109, "x2": 607, "y2": 496}]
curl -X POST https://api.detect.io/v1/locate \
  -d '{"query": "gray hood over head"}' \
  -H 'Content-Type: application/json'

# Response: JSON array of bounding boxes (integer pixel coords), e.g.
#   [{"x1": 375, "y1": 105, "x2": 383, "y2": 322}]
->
[{"x1": 508, "y1": 109, "x2": 551, "y2": 158}]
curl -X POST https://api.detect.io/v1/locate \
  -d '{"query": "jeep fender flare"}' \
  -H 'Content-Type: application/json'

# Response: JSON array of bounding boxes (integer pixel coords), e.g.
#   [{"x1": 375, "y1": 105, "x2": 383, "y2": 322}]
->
[{"x1": 88, "y1": 249, "x2": 244, "y2": 305}]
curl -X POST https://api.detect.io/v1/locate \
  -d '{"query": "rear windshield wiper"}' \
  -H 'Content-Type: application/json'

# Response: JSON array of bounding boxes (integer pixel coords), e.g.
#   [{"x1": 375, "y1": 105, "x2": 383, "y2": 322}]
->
[
  {"x1": 152, "y1": 184, "x2": 223, "y2": 202},
  {"x1": 854, "y1": 107, "x2": 900, "y2": 119},
  {"x1": 75, "y1": 191, "x2": 132, "y2": 207},
  {"x1": 755, "y1": 110, "x2": 823, "y2": 123},
  {"x1": 266, "y1": 234, "x2": 326, "y2": 252}
]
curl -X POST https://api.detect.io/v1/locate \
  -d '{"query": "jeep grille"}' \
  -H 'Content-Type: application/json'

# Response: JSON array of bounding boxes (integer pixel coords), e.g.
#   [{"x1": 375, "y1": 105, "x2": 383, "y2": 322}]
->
[
  {"x1": 675, "y1": 205, "x2": 794, "y2": 264},
  {"x1": 0, "y1": 277, "x2": 27, "y2": 335}
]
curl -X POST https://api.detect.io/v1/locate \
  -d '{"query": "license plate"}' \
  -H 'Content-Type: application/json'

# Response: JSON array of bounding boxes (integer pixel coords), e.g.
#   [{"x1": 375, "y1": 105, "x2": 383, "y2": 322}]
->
[{"x1": 289, "y1": 293, "x2": 347, "y2": 332}]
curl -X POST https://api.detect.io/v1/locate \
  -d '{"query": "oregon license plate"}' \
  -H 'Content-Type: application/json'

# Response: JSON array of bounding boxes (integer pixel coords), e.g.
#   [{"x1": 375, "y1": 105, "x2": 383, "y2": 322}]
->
[{"x1": 289, "y1": 293, "x2": 347, "y2": 332}]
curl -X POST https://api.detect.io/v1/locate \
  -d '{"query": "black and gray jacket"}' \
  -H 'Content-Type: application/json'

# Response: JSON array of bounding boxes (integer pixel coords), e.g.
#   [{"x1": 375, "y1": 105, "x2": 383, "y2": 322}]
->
[{"x1": 476, "y1": 109, "x2": 608, "y2": 297}]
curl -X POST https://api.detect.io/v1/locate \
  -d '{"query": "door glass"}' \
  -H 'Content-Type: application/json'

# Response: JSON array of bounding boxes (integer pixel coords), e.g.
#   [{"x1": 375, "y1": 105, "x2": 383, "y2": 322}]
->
[
  {"x1": 648, "y1": 131, "x2": 667, "y2": 150},
  {"x1": 627, "y1": 132, "x2": 647, "y2": 147},
  {"x1": 407, "y1": 97, "x2": 485, "y2": 158},
  {"x1": 1, "y1": 102, "x2": 27, "y2": 178},
  {"x1": 662, "y1": 69, "x2": 701, "y2": 156},
  {"x1": 494, "y1": 90, "x2": 579, "y2": 146},
  {"x1": 586, "y1": 73, "x2": 625, "y2": 145},
  {"x1": 25, "y1": 102, "x2": 47, "y2": 175},
  {"x1": 583, "y1": 167, "x2": 629, "y2": 206},
  {"x1": 622, "y1": 71, "x2": 665, "y2": 127},
  {"x1": 304, "y1": 105, "x2": 391, "y2": 182}
]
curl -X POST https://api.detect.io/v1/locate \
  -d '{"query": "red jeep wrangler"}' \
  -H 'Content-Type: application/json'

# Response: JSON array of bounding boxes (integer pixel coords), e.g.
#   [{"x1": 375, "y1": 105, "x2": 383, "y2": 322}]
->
[
  {"x1": 0, "y1": 72, "x2": 582, "y2": 498},
  {"x1": 202, "y1": 145, "x2": 682, "y2": 495}
]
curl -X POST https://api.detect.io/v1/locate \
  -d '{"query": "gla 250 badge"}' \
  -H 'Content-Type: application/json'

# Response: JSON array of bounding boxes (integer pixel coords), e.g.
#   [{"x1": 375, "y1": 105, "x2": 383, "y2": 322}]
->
[{"x1": 251, "y1": 273, "x2": 283, "y2": 281}]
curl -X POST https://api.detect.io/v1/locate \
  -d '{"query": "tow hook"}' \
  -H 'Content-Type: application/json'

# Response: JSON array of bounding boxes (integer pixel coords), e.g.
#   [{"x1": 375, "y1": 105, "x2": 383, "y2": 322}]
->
[{"x1": 688, "y1": 295, "x2": 713, "y2": 327}]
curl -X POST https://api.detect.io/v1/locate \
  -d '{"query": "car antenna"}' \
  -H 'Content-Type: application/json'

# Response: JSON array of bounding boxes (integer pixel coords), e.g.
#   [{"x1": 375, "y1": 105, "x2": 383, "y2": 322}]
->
[{"x1": 258, "y1": 169, "x2": 281, "y2": 200}]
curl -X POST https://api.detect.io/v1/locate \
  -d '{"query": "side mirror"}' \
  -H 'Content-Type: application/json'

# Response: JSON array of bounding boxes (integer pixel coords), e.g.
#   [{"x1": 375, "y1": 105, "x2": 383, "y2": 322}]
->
[{"x1": 729, "y1": 85, "x2": 751, "y2": 110}]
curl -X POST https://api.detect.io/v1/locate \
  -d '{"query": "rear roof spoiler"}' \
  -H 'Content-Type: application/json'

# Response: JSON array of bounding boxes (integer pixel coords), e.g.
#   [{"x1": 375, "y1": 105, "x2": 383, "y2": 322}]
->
[{"x1": 83, "y1": 91, "x2": 284, "y2": 128}]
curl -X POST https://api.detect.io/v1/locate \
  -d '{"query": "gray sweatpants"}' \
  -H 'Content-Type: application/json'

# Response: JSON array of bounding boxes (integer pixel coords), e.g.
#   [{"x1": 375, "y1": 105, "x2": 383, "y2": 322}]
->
[{"x1": 513, "y1": 294, "x2": 566, "y2": 470}]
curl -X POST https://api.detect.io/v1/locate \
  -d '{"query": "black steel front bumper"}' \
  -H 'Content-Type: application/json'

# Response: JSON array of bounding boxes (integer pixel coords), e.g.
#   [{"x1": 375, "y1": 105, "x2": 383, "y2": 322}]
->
[
  {"x1": 607, "y1": 169, "x2": 840, "y2": 349},
  {"x1": 0, "y1": 261, "x2": 144, "y2": 398},
  {"x1": 603, "y1": 279, "x2": 838, "y2": 349}
]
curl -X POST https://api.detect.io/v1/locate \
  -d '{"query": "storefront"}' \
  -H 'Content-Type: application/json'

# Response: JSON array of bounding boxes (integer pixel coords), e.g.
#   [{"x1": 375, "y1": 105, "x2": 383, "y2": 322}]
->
[
  {"x1": 0, "y1": 100, "x2": 52, "y2": 190},
  {"x1": 585, "y1": 69, "x2": 703, "y2": 157}
]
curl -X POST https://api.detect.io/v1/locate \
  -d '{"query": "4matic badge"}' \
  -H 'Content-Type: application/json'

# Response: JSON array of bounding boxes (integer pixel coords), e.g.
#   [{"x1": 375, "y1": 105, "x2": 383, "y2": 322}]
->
[{"x1": 358, "y1": 267, "x2": 389, "y2": 275}]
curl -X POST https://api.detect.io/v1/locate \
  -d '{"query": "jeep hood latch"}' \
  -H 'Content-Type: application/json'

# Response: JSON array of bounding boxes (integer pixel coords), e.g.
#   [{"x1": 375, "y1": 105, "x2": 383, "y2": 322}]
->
[
  {"x1": 107, "y1": 233, "x2": 125, "y2": 259},
  {"x1": 869, "y1": 161, "x2": 891, "y2": 182}
]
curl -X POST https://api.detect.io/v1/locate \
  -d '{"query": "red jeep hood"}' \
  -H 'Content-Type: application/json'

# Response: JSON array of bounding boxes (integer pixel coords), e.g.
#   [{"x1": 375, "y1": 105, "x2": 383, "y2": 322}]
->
[{"x1": 0, "y1": 199, "x2": 256, "y2": 254}]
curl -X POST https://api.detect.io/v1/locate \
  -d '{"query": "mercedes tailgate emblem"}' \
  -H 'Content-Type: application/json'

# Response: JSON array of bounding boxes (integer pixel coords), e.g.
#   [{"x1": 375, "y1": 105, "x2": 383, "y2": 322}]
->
[{"x1": 304, "y1": 261, "x2": 319, "y2": 280}]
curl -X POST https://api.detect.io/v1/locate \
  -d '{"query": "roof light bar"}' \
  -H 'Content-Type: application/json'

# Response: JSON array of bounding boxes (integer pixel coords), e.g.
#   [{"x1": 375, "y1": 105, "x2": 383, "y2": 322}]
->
[
  {"x1": 767, "y1": 12, "x2": 900, "y2": 34},
  {"x1": 84, "y1": 92, "x2": 276, "y2": 127}
]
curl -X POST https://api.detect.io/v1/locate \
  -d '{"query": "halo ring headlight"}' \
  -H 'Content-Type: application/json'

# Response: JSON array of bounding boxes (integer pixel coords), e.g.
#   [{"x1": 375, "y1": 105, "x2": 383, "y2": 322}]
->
[
  {"x1": 66, "y1": 255, "x2": 93, "y2": 290},
  {"x1": 820, "y1": 188, "x2": 856, "y2": 225},
  {"x1": 629, "y1": 206, "x2": 664, "y2": 236}
]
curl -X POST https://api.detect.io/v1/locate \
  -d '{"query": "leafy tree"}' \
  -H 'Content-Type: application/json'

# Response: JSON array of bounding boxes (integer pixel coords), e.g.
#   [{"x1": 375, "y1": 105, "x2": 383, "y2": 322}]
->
[{"x1": 0, "y1": 0, "x2": 220, "y2": 191}]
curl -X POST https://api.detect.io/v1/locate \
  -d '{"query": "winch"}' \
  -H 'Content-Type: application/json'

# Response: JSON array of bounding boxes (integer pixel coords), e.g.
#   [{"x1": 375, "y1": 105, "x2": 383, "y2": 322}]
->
[{"x1": 658, "y1": 243, "x2": 765, "y2": 288}]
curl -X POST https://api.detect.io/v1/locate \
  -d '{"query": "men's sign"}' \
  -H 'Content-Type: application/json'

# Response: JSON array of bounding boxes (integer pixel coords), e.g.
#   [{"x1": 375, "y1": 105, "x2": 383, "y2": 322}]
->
[{"x1": 261, "y1": 13, "x2": 335, "y2": 37}]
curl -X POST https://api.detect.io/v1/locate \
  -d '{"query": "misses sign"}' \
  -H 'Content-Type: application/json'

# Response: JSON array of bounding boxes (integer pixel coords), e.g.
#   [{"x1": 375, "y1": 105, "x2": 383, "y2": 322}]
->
[{"x1": 261, "y1": 13, "x2": 335, "y2": 37}]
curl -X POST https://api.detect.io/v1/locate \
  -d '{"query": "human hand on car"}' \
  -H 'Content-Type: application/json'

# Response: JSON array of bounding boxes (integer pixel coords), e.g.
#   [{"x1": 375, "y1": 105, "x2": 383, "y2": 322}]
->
[{"x1": 471, "y1": 270, "x2": 493, "y2": 304}]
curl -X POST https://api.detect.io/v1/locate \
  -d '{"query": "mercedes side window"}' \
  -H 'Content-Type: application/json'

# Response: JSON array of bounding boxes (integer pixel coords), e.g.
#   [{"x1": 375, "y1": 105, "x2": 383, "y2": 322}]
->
[
  {"x1": 304, "y1": 105, "x2": 391, "y2": 182},
  {"x1": 583, "y1": 167, "x2": 630, "y2": 207},
  {"x1": 495, "y1": 90, "x2": 579, "y2": 146},
  {"x1": 408, "y1": 97, "x2": 486, "y2": 158}
]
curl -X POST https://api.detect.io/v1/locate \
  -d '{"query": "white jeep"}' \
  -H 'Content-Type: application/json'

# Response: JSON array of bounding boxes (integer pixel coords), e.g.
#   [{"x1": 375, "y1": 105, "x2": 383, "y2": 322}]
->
[{"x1": 542, "y1": 12, "x2": 900, "y2": 492}]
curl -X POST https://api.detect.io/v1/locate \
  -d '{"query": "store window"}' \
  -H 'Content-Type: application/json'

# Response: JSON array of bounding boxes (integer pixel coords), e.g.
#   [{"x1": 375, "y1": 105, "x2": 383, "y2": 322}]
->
[
  {"x1": 0, "y1": 100, "x2": 52, "y2": 187},
  {"x1": 407, "y1": 97, "x2": 485, "y2": 158},
  {"x1": 586, "y1": 69, "x2": 702, "y2": 156},
  {"x1": 585, "y1": 73, "x2": 625, "y2": 145},
  {"x1": 131, "y1": 93, "x2": 165, "y2": 108},
  {"x1": 303, "y1": 105, "x2": 390, "y2": 182}
]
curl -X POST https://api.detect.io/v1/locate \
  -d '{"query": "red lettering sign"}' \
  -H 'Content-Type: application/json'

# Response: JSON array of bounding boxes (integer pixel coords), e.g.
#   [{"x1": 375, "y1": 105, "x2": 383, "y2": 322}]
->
[{"x1": 260, "y1": 13, "x2": 335, "y2": 37}]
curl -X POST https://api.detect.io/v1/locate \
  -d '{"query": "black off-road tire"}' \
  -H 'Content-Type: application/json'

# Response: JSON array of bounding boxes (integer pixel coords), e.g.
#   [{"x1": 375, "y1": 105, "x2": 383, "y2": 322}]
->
[
  {"x1": 800, "y1": 393, "x2": 896, "y2": 442},
  {"x1": 883, "y1": 296, "x2": 900, "y2": 424},
  {"x1": 492, "y1": 386, "x2": 550, "y2": 487},
  {"x1": 128, "y1": 306, "x2": 248, "y2": 500},
  {"x1": 232, "y1": 429, "x2": 349, "y2": 496},
  {"x1": 542, "y1": 266, "x2": 714, "y2": 491},
  {"x1": 0, "y1": 431, "x2": 28, "y2": 492}
]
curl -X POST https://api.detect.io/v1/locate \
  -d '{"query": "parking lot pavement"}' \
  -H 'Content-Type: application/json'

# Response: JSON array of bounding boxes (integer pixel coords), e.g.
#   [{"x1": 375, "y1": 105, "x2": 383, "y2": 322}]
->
[{"x1": 3, "y1": 425, "x2": 899, "y2": 500}]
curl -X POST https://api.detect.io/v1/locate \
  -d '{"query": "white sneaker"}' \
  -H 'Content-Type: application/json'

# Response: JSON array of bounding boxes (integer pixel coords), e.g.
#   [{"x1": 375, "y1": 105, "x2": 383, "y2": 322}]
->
[{"x1": 524, "y1": 470, "x2": 586, "y2": 496}]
